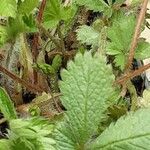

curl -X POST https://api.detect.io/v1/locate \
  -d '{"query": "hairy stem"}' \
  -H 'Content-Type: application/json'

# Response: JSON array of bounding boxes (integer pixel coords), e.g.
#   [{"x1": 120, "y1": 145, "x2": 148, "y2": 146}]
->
[
  {"x1": 57, "y1": 22, "x2": 65, "y2": 52},
  {"x1": 126, "y1": 80, "x2": 138, "y2": 111},
  {"x1": 37, "y1": 0, "x2": 46, "y2": 23},
  {"x1": 125, "y1": 0, "x2": 148, "y2": 71},
  {"x1": 37, "y1": 23, "x2": 61, "y2": 50},
  {"x1": 32, "y1": 0, "x2": 47, "y2": 84},
  {"x1": 0, "y1": 65, "x2": 43, "y2": 93},
  {"x1": 116, "y1": 63, "x2": 150, "y2": 85}
]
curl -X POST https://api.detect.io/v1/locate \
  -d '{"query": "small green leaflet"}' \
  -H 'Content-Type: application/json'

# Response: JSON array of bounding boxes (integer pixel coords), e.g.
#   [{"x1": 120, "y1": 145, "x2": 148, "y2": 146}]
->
[
  {"x1": 106, "y1": 12, "x2": 150, "y2": 70},
  {"x1": 52, "y1": 55, "x2": 62, "y2": 71},
  {"x1": 0, "y1": 25, "x2": 7, "y2": 47},
  {"x1": 1, "y1": 118, "x2": 56, "y2": 150},
  {"x1": 6, "y1": 16, "x2": 27, "y2": 40},
  {"x1": 0, "y1": 87, "x2": 17, "y2": 120},
  {"x1": 0, "y1": 0, "x2": 17, "y2": 18},
  {"x1": 76, "y1": 25, "x2": 99, "y2": 46},
  {"x1": 43, "y1": 0, "x2": 76, "y2": 29},
  {"x1": 135, "y1": 40, "x2": 150, "y2": 60},
  {"x1": 54, "y1": 52, "x2": 115, "y2": 149},
  {"x1": 75, "y1": 0, "x2": 109, "y2": 12},
  {"x1": 17, "y1": 0, "x2": 39, "y2": 14},
  {"x1": 75, "y1": 0, "x2": 125, "y2": 17},
  {"x1": 106, "y1": 13, "x2": 136, "y2": 70}
]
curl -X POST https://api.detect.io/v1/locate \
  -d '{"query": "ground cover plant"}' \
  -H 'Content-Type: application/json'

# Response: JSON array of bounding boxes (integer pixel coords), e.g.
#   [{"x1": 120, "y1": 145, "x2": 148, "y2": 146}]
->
[{"x1": 1, "y1": 0, "x2": 150, "y2": 149}]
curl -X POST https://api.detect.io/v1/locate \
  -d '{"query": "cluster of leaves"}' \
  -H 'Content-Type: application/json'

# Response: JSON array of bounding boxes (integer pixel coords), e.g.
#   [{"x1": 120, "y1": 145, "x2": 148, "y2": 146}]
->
[
  {"x1": 1, "y1": 0, "x2": 150, "y2": 150},
  {"x1": 0, "y1": 87, "x2": 56, "y2": 150},
  {"x1": 0, "y1": 118, "x2": 56, "y2": 150},
  {"x1": 1, "y1": 52, "x2": 150, "y2": 149},
  {"x1": 34, "y1": 55, "x2": 62, "y2": 75},
  {"x1": 0, "y1": 0, "x2": 39, "y2": 45},
  {"x1": 0, "y1": 0, "x2": 77, "y2": 46},
  {"x1": 77, "y1": 0, "x2": 150, "y2": 71}
]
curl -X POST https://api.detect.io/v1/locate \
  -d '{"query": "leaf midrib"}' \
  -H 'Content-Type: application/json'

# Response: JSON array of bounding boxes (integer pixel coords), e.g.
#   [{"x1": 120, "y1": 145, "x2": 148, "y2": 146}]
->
[{"x1": 98, "y1": 132, "x2": 150, "y2": 149}]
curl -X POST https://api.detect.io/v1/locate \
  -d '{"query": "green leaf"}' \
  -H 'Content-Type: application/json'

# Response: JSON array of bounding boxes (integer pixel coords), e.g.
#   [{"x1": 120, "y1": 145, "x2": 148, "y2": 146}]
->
[
  {"x1": 75, "y1": 0, "x2": 109, "y2": 12},
  {"x1": 43, "y1": 20, "x2": 59, "y2": 30},
  {"x1": 43, "y1": 0, "x2": 77, "y2": 30},
  {"x1": 106, "y1": 13, "x2": 136, "y2": 70},
  {"x1": 61, "y1": 5, "x2": 77, "y2": 22},
  {"x1": 114, "y1": 54, "x2": 126, "y2": 70},
  {"x1": 8, "y1": 118, "x2": 56, "y2": 150},
  {"x1": 0, "y1": 87, "x2": 17, "y2": 120},
  {"x1": 135, "y1": 41, "x2": 150, "y2": 60},
  {"x1": 128, "y1": 0, "x2": 141, "y2": 7},
  {"x1": 0, "y1": 140, "x2": 11, "y2": 150},
  {"x1": 35, "y1": 63, "x2": 55, "y2": 74},
  {"x1": 52, "y1": 55, "x2": 62, "y2": 71},
  {"x1": 77, "y1": 25, "x2": 99, "y2": 46},
  {"x1": 108, "y1": 104, "x2": 127, "y2": 120},
  {"x1": 90, "y1": 108, "x2": 150, "y2": 150},
  {"x1": 18, "y1": 0, "x2": 39, "y2": 14},
  {"x1": 55, "y1": 52, "x2": 115, "y2": 149},
  {"x1": 43, "y1": 0, "x2": 62, "y2": 26},
  {"x1": 0, "y1": 0, "x2": 17, "y2": 18},
  {"x1": 6, "y1": 16, "x2": 27, "y2": 40},
  {"x1": 0, "y1": 25, "x2": 8, "y2": 47},
  {"x1": 113, "y1": 0, "x2": 126, "y2": 5},
  {"x1": 75, "y1": 0, "x2": 113, "y2": 17},
  {"x1": 22, "y1": 14, "x2": 37, "y2": 32}
]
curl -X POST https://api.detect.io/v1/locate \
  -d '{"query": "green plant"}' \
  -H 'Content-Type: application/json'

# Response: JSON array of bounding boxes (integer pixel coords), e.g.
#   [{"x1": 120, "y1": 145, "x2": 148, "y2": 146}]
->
[
  {"x1": 0, "y1": 87, "x2": 17, "y2": 120},
  {"x1": 1, "y1": 0, "x2": 150, "y2": 149},
  {"x1": 0, "y1": 0, "x2": 40, "y2": 45},
  {"x1": 0, "y1": 87, "x2": 56, "y2": 150},
  {"x1": 0, "y1": 118, "x2": 56, "y2": 150},
  {"x1": 2, "y1": 52, "x2": 150, "y2": 150},
  {"x1": 77, "y1": 9, "x2": 150, "y2": 71},
  {"x1": 53, "y1": 52, "x2": 150, "y2": 150}
]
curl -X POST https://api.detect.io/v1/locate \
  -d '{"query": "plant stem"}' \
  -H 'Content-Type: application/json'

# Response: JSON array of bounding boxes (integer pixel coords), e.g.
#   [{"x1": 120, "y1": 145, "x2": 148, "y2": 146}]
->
[
  {"x1": 119, "y1": 0, "x2": 148, "y2": 98},
  {"x1": 37, "y1": 0, "x2": 46, "y2": 23},
  {"x1": 37, "y1": 23, "x2": 61, "y2": 50},
  {"x1": 125, "y1": 0, "x2": 148, "y2": 71},
  {"x1": 116, "y1": 63, "x2": 150, "y2": 85},
  {"x1": 0, "y1": 65, "x2": 43, "y2": 93},
  {"x1": 57, "y1": 22, "x2": 65, "y2": 53},
  {"x1": 32, "y1": 0, "x2": 47, "y2": 84}
]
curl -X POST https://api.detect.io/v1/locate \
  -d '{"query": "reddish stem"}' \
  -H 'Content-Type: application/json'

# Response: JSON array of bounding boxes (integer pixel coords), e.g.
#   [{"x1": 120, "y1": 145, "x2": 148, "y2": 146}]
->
[
  {"x1": 125, "y1": 0, "x2": 148, "y2": 71},
  {"x1": 32, "y1": 0, "x2": 47, "y2": 84},
  {"x1": 116, "y1": 63, "x2": 150, "y2": 85},
  {"x1": 0, "y1": 65, "x2": 43, "y2": 93}
]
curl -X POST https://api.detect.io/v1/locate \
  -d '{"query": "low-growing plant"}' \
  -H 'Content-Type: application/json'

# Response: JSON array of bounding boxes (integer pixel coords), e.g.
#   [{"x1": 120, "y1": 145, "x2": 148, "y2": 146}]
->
[
  {"x1": 0, "y1": 0, "x2": 150, "y2": 150},
  {"x1": 1, "y1": 52, "x2": 150, "y2": 149}
]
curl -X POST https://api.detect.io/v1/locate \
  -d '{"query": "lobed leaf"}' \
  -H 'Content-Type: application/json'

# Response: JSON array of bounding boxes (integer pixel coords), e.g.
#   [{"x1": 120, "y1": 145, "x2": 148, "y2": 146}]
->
[
  {"x1": 135, "y1": 41, "x2": 150, "y2": 60},
  {"x1": 55, "y1": 52, "x2": 115, "y2": 149},
  {"x1": 0, "y1": 0, "x2": 17, "y2": 18},
  {"x1": 106, "y1": 13, "x2": 136, "y2": 70},
  {"x1": 75, "y1": 0, "x2": 109, "y2": 13},
  {"x1": 90, "y1": 108, "x2": 150, "y2": 150},
  {"x1": 77, "y1": 25, "x2": 99, "y2": 46},
  {"x1": 8, "y1": 118, "x2": 56, "y2": 150},
  {"x1": 18, "y1": 0, "x2": 39, "y2": 14}
]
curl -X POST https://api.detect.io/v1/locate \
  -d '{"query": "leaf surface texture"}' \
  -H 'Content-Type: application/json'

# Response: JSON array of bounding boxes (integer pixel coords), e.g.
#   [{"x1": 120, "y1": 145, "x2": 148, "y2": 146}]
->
[{"x1": 55, "y1": 52, "x2": 115, "y2": 149}]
